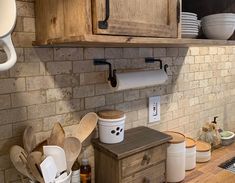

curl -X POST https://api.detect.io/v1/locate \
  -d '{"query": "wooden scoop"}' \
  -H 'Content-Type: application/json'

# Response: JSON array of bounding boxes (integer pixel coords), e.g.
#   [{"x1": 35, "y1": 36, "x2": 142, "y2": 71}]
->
[
  {"x1": 27, "y1": 151, "x2": 44, "y2": 183},
  {"x1": 23, "y1": 126, "x2": 36, "y2": 153},
  {"x1": 73, "y1": 112, "x2": 98, "y2": 143},
  {"x1": 63, "y1": 137, "x2": 82, "y2": 171},
  {"x1": 47, "y1": 122, "x2": 65, "y2": 147},
  {"x1": 9, "y1": 145, "x2": 35, "y2": 181}
]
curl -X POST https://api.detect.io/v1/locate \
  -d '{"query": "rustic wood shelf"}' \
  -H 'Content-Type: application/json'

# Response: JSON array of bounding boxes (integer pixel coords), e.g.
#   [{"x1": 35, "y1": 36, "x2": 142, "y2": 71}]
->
[{"x1": 33, "y1": 34, "x2": 235, "y2": 47}]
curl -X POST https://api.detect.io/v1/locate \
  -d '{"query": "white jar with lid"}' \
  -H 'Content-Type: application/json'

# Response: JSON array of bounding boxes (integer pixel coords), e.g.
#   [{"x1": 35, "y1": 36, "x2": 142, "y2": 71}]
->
[
  {"x1": 165, "y1": 131, "x2": 186, "y2": 183},
  {"x1": 185, "y1": 137, "x2": 196, "y2": 171},
  {"x1": 97, "y1": 110, "x2": 125, "y2": 144}
]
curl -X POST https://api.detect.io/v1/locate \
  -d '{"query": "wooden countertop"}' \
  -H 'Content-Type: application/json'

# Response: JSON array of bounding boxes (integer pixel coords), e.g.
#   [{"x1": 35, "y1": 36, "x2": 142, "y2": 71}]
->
[
  {"x1": 92, "y1": 126, "x2": 172, "y2": 159},
  {"x1": 184, "y1": 143, "x2": 235, "y2": 183}
]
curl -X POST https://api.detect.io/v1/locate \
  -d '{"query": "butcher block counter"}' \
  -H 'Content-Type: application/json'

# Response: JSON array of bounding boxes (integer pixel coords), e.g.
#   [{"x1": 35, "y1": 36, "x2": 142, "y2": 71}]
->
[{"x1": 184, "y1": 143, "x2": 235, "y2": 183}]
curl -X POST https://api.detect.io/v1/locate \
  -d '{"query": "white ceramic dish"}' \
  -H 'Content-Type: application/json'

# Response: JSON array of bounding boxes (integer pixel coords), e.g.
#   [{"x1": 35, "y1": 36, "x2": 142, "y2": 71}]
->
[
  {"x1": 182, "y1": 33, "x2": 198, "y2": 38},
  {"x1": 182, "y1": 20, "x2": 198, "y2": 24},
  {"x1": 182, "y1": 12, "x2": 197, "y2": 17},
  {"x1": 202, "y1": 24, "x2": 235, "y2": 40},
  {"x1": 201, "y1": 13, "x2": 235, "y2": 22},
  {"x1": 182, "y1": 16, "x2": 197, "y2": 21}
]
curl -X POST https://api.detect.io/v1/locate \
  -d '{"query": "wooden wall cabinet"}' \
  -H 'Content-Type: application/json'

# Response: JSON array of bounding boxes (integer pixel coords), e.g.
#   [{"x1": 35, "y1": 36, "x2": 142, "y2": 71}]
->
[
  {"x1": 35, "y1": 0, "x2": 180, "y2": 46},
  {"x1": 92, "y1": 127, "x2": 172, "y2": 183}
]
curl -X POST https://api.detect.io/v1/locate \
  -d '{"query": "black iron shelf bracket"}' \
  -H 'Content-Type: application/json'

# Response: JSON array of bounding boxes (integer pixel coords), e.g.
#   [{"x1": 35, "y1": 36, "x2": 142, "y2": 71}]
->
[
  {"x1": 93, "y1": 59, "x2": 117, "y2": 87},
  {"x1": 98, "y1": 0, "x2": 110, "y2": 29},
  {"x1": 145, "y1": 57, "x2": 168, "y2": 73}
]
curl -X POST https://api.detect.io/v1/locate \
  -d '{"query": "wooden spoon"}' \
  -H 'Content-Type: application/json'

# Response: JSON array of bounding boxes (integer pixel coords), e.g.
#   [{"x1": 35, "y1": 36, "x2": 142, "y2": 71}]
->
[
  {"x1": 47, "y1": 122, "x2": 65, "y2": 147},
  {"x1": 9, "y1": 145, "x2": 35, "y2": 181},
  {"x1": 27, "y1": 151, "x2": 44, "y2": 183},
  {"x1": 33, "y1": 139, "x2": 48, "y2": 153},
  {"x1": 63, "y1": 137, "x2": 82, "y2": 171},
  {"x1": 23, "y1": 126, "x2": 36, "y2": 154},
  {"x1": 73, "y1": 112, "x2": 98, "y2": 143}
]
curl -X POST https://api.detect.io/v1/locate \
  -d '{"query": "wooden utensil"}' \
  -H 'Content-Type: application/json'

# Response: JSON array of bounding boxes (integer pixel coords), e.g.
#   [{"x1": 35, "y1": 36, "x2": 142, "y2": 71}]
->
[
  {"x1": 27, "y1": 151, "x2": 44, "y2": 183},
  {"x1": 63, "y1": 137, "x2": 82, "y2": 171},
  {"x1": 73, "y1": 112, "x2": 98, "y2": 143},
  {"x1": 33, "y1": 139, "x2": 48, "y2": 153},
  {"x1": 47, "y1": 122, "x2": 65, "y2": 147},
  {"x1": 9, "y1": 145, "x2": 35, "y2": 181},
  {"x1": 23, "y1": 126, "x2": 36, "y2": 153}
]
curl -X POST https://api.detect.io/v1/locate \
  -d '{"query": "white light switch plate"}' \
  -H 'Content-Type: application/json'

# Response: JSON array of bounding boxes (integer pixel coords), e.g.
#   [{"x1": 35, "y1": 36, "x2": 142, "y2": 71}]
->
[{"x1": 149, "y1": 96, "x2": 160, "y2": 123}]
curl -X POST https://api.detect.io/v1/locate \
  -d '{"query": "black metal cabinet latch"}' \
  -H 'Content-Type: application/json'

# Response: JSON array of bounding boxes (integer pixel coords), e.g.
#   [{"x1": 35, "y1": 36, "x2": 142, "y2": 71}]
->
[{"x1": 98, "y1": 0, "x2": 110, "y2": 29}]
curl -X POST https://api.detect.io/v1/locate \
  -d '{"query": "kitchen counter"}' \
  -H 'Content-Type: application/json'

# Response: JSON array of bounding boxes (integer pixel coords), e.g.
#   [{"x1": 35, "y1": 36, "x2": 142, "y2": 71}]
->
[{"x1": 184, "y1": 143, "x2": 235, "y2": 183}]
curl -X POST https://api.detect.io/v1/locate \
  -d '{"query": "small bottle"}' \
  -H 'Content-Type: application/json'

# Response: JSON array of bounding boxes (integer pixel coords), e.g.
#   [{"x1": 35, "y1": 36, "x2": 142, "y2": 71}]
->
[{"x1": 80, "y1": 148, "x2": 91, "y2": 183}]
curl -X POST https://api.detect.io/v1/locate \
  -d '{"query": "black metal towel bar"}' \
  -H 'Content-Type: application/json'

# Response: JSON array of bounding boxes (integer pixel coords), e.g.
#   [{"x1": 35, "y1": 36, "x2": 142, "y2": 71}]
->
[{"x1": 93, "y1": 57, "x2": 168, "y2": 87}]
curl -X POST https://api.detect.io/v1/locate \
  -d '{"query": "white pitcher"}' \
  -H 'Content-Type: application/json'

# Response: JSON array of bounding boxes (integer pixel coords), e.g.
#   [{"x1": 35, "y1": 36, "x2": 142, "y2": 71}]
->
[{"x1": 0, "y1": 0, "x2": 17, "y2": 71}]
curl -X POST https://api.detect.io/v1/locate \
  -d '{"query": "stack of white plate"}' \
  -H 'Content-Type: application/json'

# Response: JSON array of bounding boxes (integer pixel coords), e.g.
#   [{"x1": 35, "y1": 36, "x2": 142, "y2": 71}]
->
[
  {"x1": 181, "y1": 12, "x2": 199, "y2": 38},
  {"x1": 201, "y1": 13, "x2": 235, "y2": 40}
]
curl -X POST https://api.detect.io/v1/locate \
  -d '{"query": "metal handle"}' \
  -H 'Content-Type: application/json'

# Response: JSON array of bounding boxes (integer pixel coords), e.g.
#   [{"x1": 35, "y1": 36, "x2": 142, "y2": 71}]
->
[
  {"x1": 141, "y1": 154, "x2": 151, "y2": 165},
  {"x1": 98, "y1": 0, "x2": 110, "y2": 29},
  {"x1": 177, "y1": 0, "x2": 180, "y2": 23},
  {"x1": 143, "y1": 177, "x2": 150, "y2": 183},
  {"x1": 145, "y1": 57, "x2": 163, "y2": 69}
]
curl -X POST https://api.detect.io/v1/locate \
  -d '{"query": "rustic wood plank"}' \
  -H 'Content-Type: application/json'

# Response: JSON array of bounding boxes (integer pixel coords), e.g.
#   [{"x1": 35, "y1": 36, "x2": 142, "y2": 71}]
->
[{"x1": 92, "y1": 126, "x2": 171, "y2": 159}]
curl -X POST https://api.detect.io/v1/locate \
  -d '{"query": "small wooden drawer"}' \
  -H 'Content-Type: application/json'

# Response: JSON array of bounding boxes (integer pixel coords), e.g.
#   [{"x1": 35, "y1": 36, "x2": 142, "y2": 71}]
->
[
  {"x1": 121, "y1": 144, "x2": 166, "y2": 178},
  {"x1": 122, "y1": 162, "x2": 165, "y2": 183}
]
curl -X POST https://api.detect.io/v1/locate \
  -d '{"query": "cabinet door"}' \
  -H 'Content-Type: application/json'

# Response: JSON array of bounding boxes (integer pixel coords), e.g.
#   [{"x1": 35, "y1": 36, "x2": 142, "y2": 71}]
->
[{"x1": 92, "y1": 0, "x2": 179, "y2": 38}]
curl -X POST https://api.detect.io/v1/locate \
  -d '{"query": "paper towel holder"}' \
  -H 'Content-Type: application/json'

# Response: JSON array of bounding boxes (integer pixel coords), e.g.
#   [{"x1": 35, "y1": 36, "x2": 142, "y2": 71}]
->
[
  {"x1": 94, "y1": 59, "x2": 117, "y2": 87},
  {"x1": 145, "y1": 57, "x2": 168, "y2": 73}
]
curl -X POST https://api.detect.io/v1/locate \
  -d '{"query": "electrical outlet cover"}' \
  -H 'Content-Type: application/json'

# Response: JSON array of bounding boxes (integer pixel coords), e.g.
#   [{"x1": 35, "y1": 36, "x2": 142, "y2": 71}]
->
[{"x1": 149, "y1": 96, "x2": 160, "y2": 123}]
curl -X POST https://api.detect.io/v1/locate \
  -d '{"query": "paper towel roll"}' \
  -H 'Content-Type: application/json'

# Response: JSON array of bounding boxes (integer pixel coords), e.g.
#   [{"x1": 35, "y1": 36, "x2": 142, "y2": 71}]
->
[{"x1": 111, "y1": 70, "x2": 168, "y2": 91}]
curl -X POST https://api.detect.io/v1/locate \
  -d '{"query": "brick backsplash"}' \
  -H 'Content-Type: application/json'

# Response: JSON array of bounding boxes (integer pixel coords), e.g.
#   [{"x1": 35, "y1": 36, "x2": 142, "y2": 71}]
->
[{"x1": 0, "y1": 0, "x2": 235, "y2": 182}]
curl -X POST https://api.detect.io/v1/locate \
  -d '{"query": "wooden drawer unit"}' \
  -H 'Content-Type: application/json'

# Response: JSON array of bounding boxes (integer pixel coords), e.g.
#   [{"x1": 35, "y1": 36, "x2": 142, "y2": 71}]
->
[
  {"x1": 122, "y1": 162, "x2": 165, "y2": 183},
  {"x1": 121, "y1": 145, "x2": 166, "y2": 178},
  {"x1": 92, "y1": 126, "x2": 171, "y2": 183}
]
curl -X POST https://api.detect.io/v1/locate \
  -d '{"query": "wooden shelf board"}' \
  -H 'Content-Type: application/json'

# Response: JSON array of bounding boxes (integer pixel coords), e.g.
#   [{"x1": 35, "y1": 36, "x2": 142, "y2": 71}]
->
[{"x1": 33, "y1": 34, "x2": 235, "y2": 47}]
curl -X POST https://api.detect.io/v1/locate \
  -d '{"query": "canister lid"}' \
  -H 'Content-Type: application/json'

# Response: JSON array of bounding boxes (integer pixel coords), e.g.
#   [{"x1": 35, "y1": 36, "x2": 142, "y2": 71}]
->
[
  {"x1": 196, "y1": 140, "x2": 211, "y2": 152},
  {"x1": 97, "y1": 110, "x2": 124, "y2": 120},
  {"x1": 164, "y1": 131, "x2": 185, "y2": 144},
  {"x1": 186, "y1": 137, "x2": 196, "y2": 148}
]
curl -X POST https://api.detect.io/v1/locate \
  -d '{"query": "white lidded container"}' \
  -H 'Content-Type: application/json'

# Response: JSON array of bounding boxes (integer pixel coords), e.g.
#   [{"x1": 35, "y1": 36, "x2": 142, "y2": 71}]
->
[
  {"x1": 185, "y1": 137, "x2": 196, "y2": 171},
  {"x1": 97, "y1": 110, "x2": 125, "y2": 144},
  {"x1": 196, "y1": 140, "x2": 211, "y2": 163},
  {"x1": 165, "y1": 131, "x2": 186, "y2": 183}
]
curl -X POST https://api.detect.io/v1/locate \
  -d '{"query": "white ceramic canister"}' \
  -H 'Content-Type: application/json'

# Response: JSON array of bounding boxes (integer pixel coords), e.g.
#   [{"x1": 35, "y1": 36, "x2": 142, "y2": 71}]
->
[
  {"x1": 97, "y1": 110, "x2": 125, "y2": 144},
  {"x1": 196, "y1": 140, "x2": 211, "y2": 163},
  {"x1": 71, "y1": 169, "x2": 80, "y2": 183},
  {"x1": 185, "y1": 137, "x2": 196, "y2": 171},
  {"x1": 55, "y1": 171, "x2": 72, "y2": 183},
  {"x1": 165, "y1": 131, "x2": 186, "y2": 183}
]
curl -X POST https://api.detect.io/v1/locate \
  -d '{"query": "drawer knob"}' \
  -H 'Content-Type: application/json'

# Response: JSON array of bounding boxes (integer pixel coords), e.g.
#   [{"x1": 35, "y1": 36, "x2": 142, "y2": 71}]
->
[
  {"x1": 141, "y1": 154, "x2": 151, "y2": 165},
  {"x1": 143, "y1": 177, "x2": 150, "y2": 183}
]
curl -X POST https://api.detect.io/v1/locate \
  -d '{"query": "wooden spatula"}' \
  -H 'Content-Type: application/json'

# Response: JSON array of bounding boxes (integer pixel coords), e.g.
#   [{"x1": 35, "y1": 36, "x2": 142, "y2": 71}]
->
[
  {"x1": 63, "y1": 137, "x2": 82, "y2": 171},
  {"x1": 9, "y1": 145, "x2": 35, "y2": 181},
  {"x1": 73, "y1": 112, "x2": 98, "y2": 143},
  {"x1": 47, "y1": 122, "x2": 65, "y2": 147},
  {"x1": 27, "y1": 151, "x2": 44, "y2": 183},
  {"x1": 23, "y1": 126, "x2": 36, "y2": 154}
]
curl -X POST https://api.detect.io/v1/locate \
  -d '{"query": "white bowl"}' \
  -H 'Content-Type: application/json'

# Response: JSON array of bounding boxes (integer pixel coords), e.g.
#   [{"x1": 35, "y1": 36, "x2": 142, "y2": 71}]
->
[
  {"x1": 202, "y1": 19, "x2": 235, "y2": 25},
  {"x1": 201, "y1": 13, "x2": 235, "y2": 22},
  {"x1": 202, "y1": 24, "x2": 235, "y2": 40}
]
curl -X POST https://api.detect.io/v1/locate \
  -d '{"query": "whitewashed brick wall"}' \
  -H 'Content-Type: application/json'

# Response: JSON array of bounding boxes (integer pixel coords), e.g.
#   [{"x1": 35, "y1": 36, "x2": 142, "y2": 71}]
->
[{"x1": 0, "y1": 0, "x2": 234, "y2": 182}]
